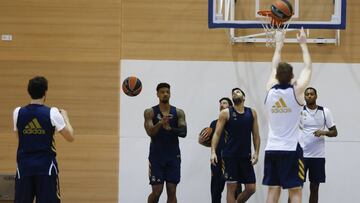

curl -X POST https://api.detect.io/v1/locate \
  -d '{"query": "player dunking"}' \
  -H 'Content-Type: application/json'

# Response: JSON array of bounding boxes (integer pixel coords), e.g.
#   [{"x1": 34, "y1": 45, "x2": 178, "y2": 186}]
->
[
  {"x1": 13, "y1": 76, "x2": 75, "y2": 203},
  {"x1": 263, "y1": 28, "x2": 312, "y2": 203},
  {"x1": 211, "y1": 88, "x2": 260, "y2": 203},
  {"x1": 144, "y1": 83, "x2": 187, "y2": 203}
]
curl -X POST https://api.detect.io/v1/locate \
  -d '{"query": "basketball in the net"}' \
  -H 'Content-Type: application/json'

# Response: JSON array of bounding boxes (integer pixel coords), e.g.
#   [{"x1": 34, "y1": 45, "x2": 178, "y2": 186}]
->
[
  {"x1": 122, "y1": 76, "x2": 142, "y2": 97},
  {"x1": 199, "y1": 127, "x2": 214, "y2": 147},
  {"x1": 271, "y1": 0, "x2": 293, "y2": 22}
]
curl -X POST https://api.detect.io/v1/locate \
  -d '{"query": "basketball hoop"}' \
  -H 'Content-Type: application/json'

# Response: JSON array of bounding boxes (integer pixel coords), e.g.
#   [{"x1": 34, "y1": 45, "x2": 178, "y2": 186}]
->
[{"x1": 257, "y1": 10, "x2": 292, "y2": 47}]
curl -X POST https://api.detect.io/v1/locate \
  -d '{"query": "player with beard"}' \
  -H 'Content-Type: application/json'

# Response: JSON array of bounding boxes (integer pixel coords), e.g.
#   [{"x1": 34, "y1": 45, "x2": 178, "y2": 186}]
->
[
  {"x1": 144, "y1": 83, "x2": 187, "y2": 203},
  {"x1": 211, "y1": 88, "x2": 260, "y2": 203},
  {"x1": 199, "y1": 97, "x2": 243, "y2": 203}
]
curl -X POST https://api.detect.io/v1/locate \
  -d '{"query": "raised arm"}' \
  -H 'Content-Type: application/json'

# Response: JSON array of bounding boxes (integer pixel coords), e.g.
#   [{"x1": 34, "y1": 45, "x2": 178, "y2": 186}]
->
[
  {"x1": 251, "y1": 109, "x2": 260, "y2": 165},
  {"x1": 170, "y1": 108, "x2": 187, "y2": 138},
  {"x1": 144, "y1": 108, "x2": 163, "y2": 137},
  {"x1": 294, "y1": 28, "x2": 312, "y2": 103},
  {"x1": 266, "y1": 31, "x2": 285, "y2": 91},
  {"x1": 211, "y1": 109, "x2": 229, "y2": 165}
]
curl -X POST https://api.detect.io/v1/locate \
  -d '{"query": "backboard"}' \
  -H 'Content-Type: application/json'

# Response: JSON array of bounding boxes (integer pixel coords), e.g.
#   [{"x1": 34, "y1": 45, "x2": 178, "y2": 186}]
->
[{"x1": 208, "y1": 0, "x2": 347, "y2": 45}]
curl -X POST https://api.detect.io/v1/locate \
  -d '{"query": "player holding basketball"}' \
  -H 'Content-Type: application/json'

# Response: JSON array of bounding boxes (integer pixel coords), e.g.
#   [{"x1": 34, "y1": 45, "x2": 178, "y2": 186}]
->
[
  {"x1": 211, "y1": 88, "x2": 260, "y2": 203},
  {"x1": 13, "y1": 76, "x2": 75, "y2": 203},
  {"x1": 299, "y1": 87, "x2": 338, "y2": 203},
  {"x1": 144, "y1": 83, "x2": 187, "y2": 203},
  {"x1": 199, "y1": 97, "x2": 244, "y2": 203},
  {"x1": 263, "y1": 28, "x2": 312, "y2": 203}
]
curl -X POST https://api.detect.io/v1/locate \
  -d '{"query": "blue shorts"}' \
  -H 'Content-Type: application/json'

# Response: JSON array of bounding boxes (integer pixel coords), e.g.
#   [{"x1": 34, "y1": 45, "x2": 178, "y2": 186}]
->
[
  {"x1": 15, "y1": 175, "x2": 61, "y2": 203},
  {"x1": 222, "y1": 157, "x2": 256, "y2": 184},
  {"x1": 303, "y1": 158, "x2": 326, "y2": 183},
  {"x1": 263, "y1": 145, "x2": 304, "y2": 189},
  {"x1": 148, "y1": 157, "x2": 181, "y2": 185}
]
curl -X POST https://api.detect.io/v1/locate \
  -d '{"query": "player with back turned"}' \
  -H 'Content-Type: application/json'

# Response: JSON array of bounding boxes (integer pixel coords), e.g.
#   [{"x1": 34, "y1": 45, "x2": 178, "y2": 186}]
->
[
  {"x1": 13, "y1": 76, "x2": 75, "y2": 203},
  {"x1": 263, "y1": 28, "x2": 312, "y2": 203}
]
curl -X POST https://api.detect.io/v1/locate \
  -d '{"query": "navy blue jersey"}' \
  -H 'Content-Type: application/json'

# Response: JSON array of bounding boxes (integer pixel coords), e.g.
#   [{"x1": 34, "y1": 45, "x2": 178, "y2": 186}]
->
[
  {"x1": 16, "y1": 104, "x2": 58, "y2": 177},
  {"x1": 210, "y1": 120, "x2": 226, "y2": 158},
  {"x1": 223, "y1": 106, "x2": 254, "y2": 158},
  {"x1": 149, "y1": 105, "x2": 180, "y2": 161}
]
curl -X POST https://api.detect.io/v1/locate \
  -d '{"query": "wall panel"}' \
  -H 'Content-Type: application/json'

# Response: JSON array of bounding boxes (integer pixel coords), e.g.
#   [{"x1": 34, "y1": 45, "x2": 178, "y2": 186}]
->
[
  {"x1": 0, "y1": 0, "x2": 121, "y2": 202},
  {"x1": 0, "y1": 61, "x2": 119, "y2": 202},
  {"x1": 0, "y1": 0, "x2": 120, "y2": 62},
  {"x1": 122, "y1": 0, "x2": 360, "y2": 63}
]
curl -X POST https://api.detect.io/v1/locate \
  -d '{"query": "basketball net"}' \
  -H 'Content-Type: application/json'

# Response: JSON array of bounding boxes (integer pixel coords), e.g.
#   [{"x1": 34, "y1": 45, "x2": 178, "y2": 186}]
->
[{"x1": 257, "y1": 10, "x2": 292, "y2": 47}]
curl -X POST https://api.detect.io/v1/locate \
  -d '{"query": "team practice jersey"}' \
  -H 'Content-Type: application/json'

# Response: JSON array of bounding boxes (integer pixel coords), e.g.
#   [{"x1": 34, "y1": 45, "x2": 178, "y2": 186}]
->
[
  {"x1": 13, "y1": 104, "x2": 66, "y2": 177},
  {"x1": 149, "y1": 105, "x2": 180, "y2": 161},
  {"x1": 299, "y1": 106, "x2": 335, "y2": 158},
  {"x1": 265, "y1": 84, "x2": 303, "y2": 151},
  {"x1": 223, "y1": 106, "x2": 253, "y2": 158}
]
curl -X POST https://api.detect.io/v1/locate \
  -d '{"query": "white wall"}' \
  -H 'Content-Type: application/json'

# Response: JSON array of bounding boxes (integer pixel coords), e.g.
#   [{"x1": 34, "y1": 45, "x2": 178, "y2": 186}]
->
[{"x1": 119, "y1": 60, "x2": 360, "y2": 203}]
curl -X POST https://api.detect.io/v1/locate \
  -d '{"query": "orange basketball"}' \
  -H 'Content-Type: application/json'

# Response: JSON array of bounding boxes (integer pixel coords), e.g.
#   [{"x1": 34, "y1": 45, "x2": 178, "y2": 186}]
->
[
  {"x1": 271, "y1": 0, "x2": 293, "y2": 22},
  {"x1": 122, "y1": 76, "x2": 142, "y2": 97},
  {"x1": 199, "y1": 127, "x2": 214, "y2": 147}
]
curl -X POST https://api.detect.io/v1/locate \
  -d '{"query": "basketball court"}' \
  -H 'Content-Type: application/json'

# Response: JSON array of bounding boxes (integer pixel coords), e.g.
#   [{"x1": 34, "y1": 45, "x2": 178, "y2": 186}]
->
[{"x1": 0, "y1": 0, "x2": 359, "y2": 202}]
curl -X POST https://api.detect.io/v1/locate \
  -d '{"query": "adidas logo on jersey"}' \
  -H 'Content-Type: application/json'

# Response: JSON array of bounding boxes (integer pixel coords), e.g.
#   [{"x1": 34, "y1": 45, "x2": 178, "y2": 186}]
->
[
  {"x1": 156, "y1": 113, "x2": 174, "y2": 120},
  {"x1": 271, "y1": 98, "x2": 292, "y2": 113},
  {"x1": 23, "y1": 118, "x2": 46, "y2": 135}
]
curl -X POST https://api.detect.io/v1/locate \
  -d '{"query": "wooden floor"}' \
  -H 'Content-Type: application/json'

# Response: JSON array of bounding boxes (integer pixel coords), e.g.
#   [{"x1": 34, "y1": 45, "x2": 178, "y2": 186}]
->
[{"x1": 0, "y1": 61, "x2": 119, "y2": 203}]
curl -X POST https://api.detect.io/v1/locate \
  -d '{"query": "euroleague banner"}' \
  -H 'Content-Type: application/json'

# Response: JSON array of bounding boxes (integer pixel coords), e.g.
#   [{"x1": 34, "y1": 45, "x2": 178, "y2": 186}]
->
[{"x1": 119, "y1": 60, "x2": 360, "y2": 203}]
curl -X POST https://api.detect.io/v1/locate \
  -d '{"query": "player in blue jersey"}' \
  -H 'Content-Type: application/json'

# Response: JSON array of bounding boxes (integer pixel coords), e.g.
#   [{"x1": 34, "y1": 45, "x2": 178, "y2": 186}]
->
[
  {"x1": 299, "y1": 87, "x2": 338, "y2": 203},
  {"x1": 144, "y1": 83, "x2": 187, "y2": 203},
  {"x1": 263, "y1": 28, "x2": 312, "y2": 203},
  {"x1": 211, "y1": 88, "x2": 260, "y2": 203},
  {"x1": 199, "y1": 97, "x2": 243, "y2": 203},
  {"x1": 13, "y1": 76, "x2": 75, "y2": 203}
]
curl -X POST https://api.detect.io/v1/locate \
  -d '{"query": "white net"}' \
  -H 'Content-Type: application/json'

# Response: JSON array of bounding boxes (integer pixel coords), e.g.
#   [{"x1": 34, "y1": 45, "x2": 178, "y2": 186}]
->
[{"x1": 258, "y1": 10, "x2": 292, "y2": 47}]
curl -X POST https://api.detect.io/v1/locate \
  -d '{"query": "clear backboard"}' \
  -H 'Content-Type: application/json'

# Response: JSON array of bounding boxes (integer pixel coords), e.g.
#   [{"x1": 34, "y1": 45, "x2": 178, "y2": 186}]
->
[{"x1": 208, "y1": 0, "x2": 347, "y2": 45}]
